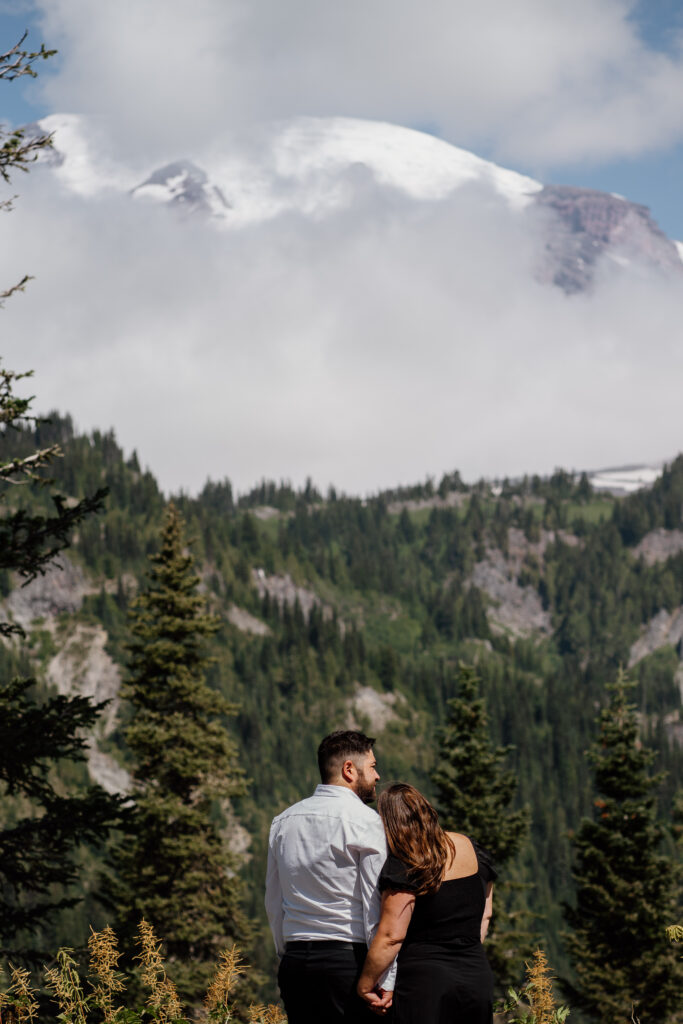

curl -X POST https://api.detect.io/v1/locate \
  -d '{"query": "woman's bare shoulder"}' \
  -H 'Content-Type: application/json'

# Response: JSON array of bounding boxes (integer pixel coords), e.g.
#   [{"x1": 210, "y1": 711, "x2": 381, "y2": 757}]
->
[
  {"x1": 445, "y1": 831, "x2": 474, "y2": 847},
  {"x1": 443, "y1": 832, "x2": 478, "y2": 879}
]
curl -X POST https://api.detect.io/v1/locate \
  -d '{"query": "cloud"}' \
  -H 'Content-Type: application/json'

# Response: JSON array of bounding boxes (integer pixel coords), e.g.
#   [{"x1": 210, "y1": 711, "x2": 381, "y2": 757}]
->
[
  {"x1": 27, "y1": 0, "x2": 683, "y2": 170},
  {"x1": 1, "y1": 153, "x2": 681, "y2": 497}
]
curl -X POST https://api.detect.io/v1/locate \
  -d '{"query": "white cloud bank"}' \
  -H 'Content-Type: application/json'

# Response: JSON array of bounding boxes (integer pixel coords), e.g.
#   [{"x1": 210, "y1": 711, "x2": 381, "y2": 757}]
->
[
  {"x1": 1, "y1": 148, "x2": 681, "y2": 497},
  {"x1": 29, "y1": 0, "x2": 683, "y2": 168}
]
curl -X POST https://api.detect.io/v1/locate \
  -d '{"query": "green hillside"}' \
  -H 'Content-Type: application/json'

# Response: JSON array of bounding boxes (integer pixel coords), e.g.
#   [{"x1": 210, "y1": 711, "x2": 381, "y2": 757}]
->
[{"x1": 2, "y1": 413, "x2": 682, "y2": 992}]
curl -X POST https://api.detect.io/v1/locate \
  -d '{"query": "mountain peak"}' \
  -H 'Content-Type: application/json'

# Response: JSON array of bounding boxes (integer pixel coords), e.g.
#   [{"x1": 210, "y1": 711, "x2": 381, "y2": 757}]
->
[
  {"x1": 25, "y1": 113, "x2": 683, "y2": 294},
  {"x1": 536, "y1": 184, "x2": 683, "y2": 292}
]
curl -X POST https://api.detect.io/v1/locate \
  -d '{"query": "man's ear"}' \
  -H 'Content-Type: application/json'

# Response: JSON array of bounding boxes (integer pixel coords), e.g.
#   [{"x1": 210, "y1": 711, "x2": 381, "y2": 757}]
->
[{"x1": 340, "y1": 758, "x2": 356, "y2": 784}]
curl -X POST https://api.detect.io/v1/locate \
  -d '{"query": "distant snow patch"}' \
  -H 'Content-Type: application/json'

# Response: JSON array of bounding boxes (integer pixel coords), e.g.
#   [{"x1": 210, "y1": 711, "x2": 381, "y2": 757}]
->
[{"x1": 588, "y1": 464, "x2": 662, "y2": 495}]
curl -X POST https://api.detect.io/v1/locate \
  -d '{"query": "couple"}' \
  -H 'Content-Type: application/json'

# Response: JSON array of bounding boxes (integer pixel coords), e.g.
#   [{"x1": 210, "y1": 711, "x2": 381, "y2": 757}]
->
[{"x1": 265, "y1": 730, "x2": 496, "y2": 1023}]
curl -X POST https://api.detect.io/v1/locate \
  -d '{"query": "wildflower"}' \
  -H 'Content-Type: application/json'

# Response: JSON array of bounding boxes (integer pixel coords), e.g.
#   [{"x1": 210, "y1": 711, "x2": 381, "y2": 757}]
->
[
  {"x1": 88, "y1": 926, "x2": 125, "y2": 1023},
  {"x1": 205, "y1": 946, "x2": 245, "y2": 1014},
  {"x1": 134, "y1": 919, "x2": 184, "y2": 1023},
  {"x1": 44, "y1": 949, "x2": 87, "y2": 1024}
]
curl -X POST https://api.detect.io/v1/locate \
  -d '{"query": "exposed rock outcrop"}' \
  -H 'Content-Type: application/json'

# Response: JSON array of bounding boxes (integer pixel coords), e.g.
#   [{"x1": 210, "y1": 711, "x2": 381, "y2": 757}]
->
[
  {"x1": 465, "y1": 527, "x2": 579, "y2": 639},
  {"x1": 43, "y1": 621, "x2": 128, "y2": 792},
  {"x1": 86, "y1": 744, "x2": 131, "y2": 795},
  {"x1": 535, "y1": 185, "x2": 683, "y2": 293},
  {"x1": 46, "y1": 622, "x2": 122, "y2": 737},
  {"x1": 628, "y1": 607, "x2": 683, "y2": 667},
  {"x1": 471, "y1": 550, "x2": 552, "y2": 639},
  {"x1": 5, "y1": 556, "x2": 93, "y2": 629},
  {"x1": 226, "y1": 604, "x2": 272, "y2": 636},
  {"x1": 346, "y1": 685, "x2": 405, "y2": 733},
  {"x1": 633, "y1": 529, "x2": 683, "y2": 566},
  {"x1": 252, "y1": 568, "x2": 334, "y2": 621}
]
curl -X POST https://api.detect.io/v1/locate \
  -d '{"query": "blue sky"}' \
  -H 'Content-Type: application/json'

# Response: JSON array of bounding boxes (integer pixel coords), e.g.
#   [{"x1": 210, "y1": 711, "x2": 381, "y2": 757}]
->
[{"x1": 2, "y1": 2, "x2": 683, "y2": 239}]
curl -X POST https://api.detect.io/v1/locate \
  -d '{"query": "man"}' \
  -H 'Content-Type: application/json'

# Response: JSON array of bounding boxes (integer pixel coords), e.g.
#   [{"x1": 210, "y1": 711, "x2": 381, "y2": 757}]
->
[{"x1": 265, "y1": 730, "x2": 396, "y2": 1022}]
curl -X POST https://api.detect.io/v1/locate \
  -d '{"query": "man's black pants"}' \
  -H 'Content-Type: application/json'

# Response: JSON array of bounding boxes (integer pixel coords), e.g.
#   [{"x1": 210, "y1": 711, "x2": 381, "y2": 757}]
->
[{"x1": 278, "y1": 941, "x2": 378, "y2": 1023}]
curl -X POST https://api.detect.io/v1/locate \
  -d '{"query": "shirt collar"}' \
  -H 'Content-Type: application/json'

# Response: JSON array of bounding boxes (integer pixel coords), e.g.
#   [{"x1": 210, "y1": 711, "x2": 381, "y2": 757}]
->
[{"x1": 314, "y1": 783, "x2": 364, "y2": 803}]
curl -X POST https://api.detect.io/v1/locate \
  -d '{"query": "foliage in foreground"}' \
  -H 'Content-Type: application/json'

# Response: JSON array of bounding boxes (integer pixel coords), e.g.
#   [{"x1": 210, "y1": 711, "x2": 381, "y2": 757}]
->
[
  {"x1": 563, "y1": 671, "x2": 682, "y2": 1023},
  {"x1": 0, "y1": 921, "x2": 285, "y2": 1024},
  {"x1": 0, "y1": 367, "x2": 122, "y2": 959},
  {"x1": 499, "y1": 948, "x2": 570, "y2": 1024},
  {"x1": 104, "y1": 504, "x2": 251, "y2": 1006},
  {"x1": 432, "y1": 663, "x2": 535, "y2": 987}
]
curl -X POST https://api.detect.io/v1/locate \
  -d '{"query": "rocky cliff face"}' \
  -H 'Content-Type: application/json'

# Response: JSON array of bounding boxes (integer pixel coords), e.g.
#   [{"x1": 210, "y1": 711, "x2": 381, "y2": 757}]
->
[
  {"x1": 1, "y1": 557, "x2": 130, "y2": 794},
  {"x1": 534, "y1": 185, "x2": 683, "y2": 293}
]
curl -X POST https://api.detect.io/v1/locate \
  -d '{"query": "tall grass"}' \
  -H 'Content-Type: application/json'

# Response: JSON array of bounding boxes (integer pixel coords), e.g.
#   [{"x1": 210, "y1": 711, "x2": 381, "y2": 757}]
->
[{"x1": 0, "y1": 921, "x2": 285, "y2": 1024}]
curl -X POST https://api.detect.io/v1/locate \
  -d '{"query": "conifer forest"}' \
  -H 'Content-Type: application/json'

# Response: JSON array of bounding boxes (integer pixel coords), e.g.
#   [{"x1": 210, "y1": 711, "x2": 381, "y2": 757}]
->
[{"x1": 1, "y1": 399, "x2": 681, "y2": 1020}]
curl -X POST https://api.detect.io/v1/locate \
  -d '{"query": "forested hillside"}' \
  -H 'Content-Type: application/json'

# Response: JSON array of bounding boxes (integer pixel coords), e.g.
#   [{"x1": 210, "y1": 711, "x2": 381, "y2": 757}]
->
[{"x1": 1, "y1": 413, "x2": 682, "y2": 990}]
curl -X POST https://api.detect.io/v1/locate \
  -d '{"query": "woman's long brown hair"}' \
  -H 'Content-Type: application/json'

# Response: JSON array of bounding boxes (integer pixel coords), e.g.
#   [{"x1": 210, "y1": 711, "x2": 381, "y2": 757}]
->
[{"x1": 377, "y1": 783, "x2": 456, "y2": 896}]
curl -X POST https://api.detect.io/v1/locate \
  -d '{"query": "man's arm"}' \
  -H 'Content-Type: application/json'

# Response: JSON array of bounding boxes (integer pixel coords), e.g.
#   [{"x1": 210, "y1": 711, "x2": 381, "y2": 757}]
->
[
  {"x1": 356, "y1": 820, "x2": 397, "y2": 992},
  {"x1": 265, "y1": 832, "x2": 285, "y2": 957}
]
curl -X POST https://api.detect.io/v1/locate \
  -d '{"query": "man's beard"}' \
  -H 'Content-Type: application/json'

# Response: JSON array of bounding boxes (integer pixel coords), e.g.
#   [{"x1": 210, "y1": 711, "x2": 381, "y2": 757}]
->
[{"x1": 354, "y1": 774, "x2": 376, "y2": 804}]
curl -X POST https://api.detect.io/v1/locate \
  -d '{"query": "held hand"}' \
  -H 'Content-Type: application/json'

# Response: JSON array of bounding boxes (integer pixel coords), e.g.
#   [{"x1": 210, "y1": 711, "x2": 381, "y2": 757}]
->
[
  {"x1": 374, "y1": 987, "x2": 393, "y2": 1012},
  {"x1": 357, "y1": 982, "x2": 393, "y2": 1016}
]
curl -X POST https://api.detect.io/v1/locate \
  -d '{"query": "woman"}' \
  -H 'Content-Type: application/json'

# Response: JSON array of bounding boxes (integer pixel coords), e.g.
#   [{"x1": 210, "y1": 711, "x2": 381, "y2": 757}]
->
[{"x1": 357, "y1": 783, "x2": 496, "y2": 1023}]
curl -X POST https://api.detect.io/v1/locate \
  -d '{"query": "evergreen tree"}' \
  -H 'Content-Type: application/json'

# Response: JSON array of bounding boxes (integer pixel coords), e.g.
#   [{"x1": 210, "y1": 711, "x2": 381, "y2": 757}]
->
[
  {"x1": 0, "y1": 38, "x2": 121, "y2": 963},
  {"x1": 432, "y1": 663, "x2": 533, "y2": 986},
  {"x1": 107, "y1": 503, "x2": 249, "y2": 1006},
  {"x1": 0, "y1": 375, "x2": 119, "y2": 967},
  {"x1": 563, "y1": 671, "x2": 682, "y2": 1023}
]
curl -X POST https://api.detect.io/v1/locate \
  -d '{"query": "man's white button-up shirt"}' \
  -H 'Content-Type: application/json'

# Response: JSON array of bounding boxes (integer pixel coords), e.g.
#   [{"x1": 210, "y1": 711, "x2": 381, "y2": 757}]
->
[{"x1": 265, "y1": 783, "x2": 396, "y2": 988}]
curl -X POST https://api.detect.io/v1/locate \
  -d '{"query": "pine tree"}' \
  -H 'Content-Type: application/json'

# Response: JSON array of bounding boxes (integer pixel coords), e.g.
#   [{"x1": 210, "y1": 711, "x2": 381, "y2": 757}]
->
[
  {"x1": 0, "y1": 376, "x2": 120, "y2": 967},
  {"x1": 432, "y1": 663, "x2": 533, "y2": 986},
  {"x1": 0, "y1": 37, "x2": 121, "y2": 963},
  {"x1": 107, "y1": 503, "x2": 249, "y2": 1006},
  {"x1": 563, "y1": 671, "x2": 682, "y2": 1023}
]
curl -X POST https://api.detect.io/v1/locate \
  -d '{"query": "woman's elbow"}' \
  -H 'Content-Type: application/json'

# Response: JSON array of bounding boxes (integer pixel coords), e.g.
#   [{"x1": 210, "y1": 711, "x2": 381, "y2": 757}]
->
[{"x1": 378, "y1": 924, "x2": 406, "y2": 949}]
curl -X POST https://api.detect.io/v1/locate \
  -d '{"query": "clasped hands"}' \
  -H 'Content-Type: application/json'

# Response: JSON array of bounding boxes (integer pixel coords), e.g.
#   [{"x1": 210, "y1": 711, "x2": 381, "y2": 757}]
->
[{"x1": 358, "y1": 983, "x2": 393, "y2": 1016}]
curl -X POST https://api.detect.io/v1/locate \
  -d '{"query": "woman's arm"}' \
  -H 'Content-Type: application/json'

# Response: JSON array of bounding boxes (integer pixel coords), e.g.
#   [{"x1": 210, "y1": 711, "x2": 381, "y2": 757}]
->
[
  {"x1": 357, "y1": 890, "x2": 415, "y2": 1010},
  {"x1": 481, "y1": 881, "x2": 493, "y2": 942}
]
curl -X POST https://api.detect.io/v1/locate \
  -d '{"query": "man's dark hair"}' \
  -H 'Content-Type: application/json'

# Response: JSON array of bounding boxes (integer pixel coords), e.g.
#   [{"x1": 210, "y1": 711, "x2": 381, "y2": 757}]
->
[{"x1": 317, "y1": 730, "x2": 376, "y2": 783}]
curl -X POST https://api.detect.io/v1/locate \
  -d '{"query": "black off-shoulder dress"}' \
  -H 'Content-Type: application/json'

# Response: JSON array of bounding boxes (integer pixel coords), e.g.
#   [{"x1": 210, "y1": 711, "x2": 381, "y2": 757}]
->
[{"x1": 378, "y1": 839, "x2": 497, "y2": 1024}]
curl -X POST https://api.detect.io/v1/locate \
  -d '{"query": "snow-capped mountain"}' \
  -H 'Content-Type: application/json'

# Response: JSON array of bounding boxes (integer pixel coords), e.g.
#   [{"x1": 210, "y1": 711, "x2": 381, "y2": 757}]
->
[
  {"x1": 132, "y1": 160, "x2": 231, "y2": 217},
  {"x1": 28, "y1": 113, "x2": 683, "y2": 293}
]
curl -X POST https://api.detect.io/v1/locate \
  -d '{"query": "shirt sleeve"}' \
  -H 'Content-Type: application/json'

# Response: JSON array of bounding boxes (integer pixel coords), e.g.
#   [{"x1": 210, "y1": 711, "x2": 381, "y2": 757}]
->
[
  {"x1": 355, "y1": 817, "x2": 398, "y2": 991},
  {"x1": 472, "y1": 839, "x2": 498, "y2": 883},
  {"x1": 264, "y1": 825, "x2": 285, "y2": 958},
  {"x1": 379, "y1": 853, "x2": 421, "y2": 893}
]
